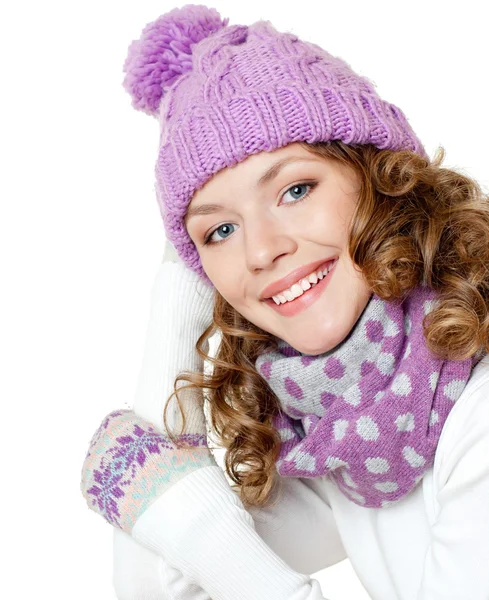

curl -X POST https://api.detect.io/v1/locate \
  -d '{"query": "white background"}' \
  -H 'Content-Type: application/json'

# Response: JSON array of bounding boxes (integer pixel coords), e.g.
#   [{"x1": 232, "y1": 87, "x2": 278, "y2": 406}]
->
[{"x1": 1, "y1": 1, "x2": 488, "y2": 598}]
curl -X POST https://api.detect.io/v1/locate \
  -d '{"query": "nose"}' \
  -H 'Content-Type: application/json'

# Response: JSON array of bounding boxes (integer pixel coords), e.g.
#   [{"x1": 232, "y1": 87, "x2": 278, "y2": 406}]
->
[{"x1": 244, "y1": 212, "x2": 296, "y2": 273}]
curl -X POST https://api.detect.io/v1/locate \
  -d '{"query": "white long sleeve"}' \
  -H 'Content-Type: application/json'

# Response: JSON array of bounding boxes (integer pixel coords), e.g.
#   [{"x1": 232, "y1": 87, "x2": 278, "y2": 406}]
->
[
  {"x1": 113, "y1": 463, "x2": 346, "y2": 598},
  {"x1": 132, "y1": 465, "x2": 330, "y2": 600},
  {"x1": 131, "y1": 258, "x2": 212, "y2": 431},
  {"x1": 113, "y1": 527, "x2": 212, "y2": 600},
  {"x1": 114, "y1": 258, "x2": 338, "y2": 599},
  {"x1": 113, "y1": 470, "x2": 346, "y2": 599},
  {"x1": 415, "y1": 369, "x2": 489, "y2": 599},
  {"x1": 247, "y1": 474, "x2": 347, "y2": 576}
]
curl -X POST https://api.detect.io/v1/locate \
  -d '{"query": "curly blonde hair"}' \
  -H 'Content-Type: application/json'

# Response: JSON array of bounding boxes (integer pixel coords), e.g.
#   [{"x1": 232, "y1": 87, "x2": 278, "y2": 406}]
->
[{"x1": 163, "y1": 139, "x2": 489, "y2": 510}]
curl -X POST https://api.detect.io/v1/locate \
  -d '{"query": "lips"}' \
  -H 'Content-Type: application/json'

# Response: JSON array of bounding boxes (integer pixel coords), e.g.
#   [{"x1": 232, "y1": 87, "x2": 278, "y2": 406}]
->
[
  {"x1": 260, "y1": 257, "x2": 337, "y2": 300},
  {"x1": 263, "y1": 257, "x2": 338, "y2": 316}
]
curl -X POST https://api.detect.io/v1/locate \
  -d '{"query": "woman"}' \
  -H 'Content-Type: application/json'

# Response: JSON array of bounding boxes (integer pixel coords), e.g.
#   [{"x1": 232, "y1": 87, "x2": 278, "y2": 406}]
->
[{"x1": 81, "y1": 5, "x2": 489, "y2": 599}]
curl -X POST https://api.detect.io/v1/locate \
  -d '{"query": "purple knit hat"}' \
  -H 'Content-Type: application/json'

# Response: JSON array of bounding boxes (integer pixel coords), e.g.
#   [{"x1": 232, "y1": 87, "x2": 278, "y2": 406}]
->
[{"x1": 122, "y1": 4, "x2": 428, "y2": 285}]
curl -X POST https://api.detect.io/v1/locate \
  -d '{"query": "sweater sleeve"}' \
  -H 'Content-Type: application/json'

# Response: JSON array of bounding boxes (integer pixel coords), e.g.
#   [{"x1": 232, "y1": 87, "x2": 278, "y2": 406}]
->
[
  {"x1": 113, "y1": 472, "x2": 346, "y2": 599},
  {"x1": 113, "y1": 527, "x2": 212, "y2": 600},
  {"x1": 416, "y1": 371, "x2": 489, "y2": 600},
  {"x1": 121, "y1": 259, "x2": 342, "y2": 599},
  {"x1": 132, "y1": 465, "x2": 332, "y2": 600},
  {"x1": 248, "y1": 474, "x2": 347, "y2": 575}
]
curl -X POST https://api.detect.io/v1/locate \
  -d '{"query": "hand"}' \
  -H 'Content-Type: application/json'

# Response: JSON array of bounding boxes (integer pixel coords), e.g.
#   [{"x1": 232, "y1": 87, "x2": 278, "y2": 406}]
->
[{"x1": 80, "y1": 239, "x2": 217, "y2": 534}]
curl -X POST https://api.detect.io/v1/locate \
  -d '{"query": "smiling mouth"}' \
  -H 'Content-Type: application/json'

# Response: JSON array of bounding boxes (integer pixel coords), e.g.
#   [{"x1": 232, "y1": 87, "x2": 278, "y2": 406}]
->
[{"x1": 267, "y1": 259, "x2": 337, "y2": 304}]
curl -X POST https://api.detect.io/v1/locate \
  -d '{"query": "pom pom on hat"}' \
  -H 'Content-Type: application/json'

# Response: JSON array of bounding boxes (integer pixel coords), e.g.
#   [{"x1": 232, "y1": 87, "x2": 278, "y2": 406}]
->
[{"x1": 122, "y1": 4, "x2": 229, "y2": 117}]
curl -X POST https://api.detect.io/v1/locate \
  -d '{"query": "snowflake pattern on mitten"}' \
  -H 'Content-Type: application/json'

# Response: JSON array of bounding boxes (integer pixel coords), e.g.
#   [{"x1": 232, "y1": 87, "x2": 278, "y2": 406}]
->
[{"x1": 81, "y1": 409, "x2": 217, "y2": 533}]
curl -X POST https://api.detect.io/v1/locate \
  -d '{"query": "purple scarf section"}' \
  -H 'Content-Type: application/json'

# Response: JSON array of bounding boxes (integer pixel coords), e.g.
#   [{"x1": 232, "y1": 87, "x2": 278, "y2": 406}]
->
[{"x1": 255, "y1": 284, "x2": 483, "y2": 508}]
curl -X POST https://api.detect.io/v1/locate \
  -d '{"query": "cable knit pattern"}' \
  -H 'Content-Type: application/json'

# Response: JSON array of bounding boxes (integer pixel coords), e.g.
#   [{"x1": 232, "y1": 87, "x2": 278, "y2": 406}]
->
[
  {"x1": 81, "y1": 409, "x2": 216, "y2": 533},
  {"x1": 255, "y1": 284, "x2": 484, "y2": 508},
  {"x1": 121, "y1": 5, "x2": 428, "y2": 284}
]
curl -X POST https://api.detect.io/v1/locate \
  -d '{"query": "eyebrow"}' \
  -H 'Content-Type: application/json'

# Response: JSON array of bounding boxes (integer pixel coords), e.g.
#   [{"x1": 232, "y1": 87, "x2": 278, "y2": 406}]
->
[{"x1": 184, "y1": 156, "x2": 318, "y2": 223}]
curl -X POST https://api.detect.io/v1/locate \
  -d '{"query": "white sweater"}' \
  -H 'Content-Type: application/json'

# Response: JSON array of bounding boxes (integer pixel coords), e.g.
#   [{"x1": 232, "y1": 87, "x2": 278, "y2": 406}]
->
[{"x1": 112, "y1": 260, "x2": 489, "y2": 600}]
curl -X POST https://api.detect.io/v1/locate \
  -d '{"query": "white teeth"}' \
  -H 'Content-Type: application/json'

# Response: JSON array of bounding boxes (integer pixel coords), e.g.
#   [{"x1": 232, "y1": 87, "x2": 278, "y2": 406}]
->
[
  {"x1": 271, "y1": 260, "x2": 337, "y2": 305},
  {"x1": 290, "y1": 283, "x2": 303, "y2": 299}
]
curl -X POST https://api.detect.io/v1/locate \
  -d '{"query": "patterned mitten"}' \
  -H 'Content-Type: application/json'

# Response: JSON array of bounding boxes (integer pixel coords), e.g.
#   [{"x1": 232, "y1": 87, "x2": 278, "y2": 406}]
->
[{"x1": 80, "y1": 240, "x2": 218, "y2": 534}]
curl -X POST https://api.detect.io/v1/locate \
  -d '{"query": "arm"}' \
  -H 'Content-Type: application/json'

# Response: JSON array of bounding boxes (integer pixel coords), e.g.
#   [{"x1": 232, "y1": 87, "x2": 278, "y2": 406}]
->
[
  {"x1": 112, "y1": 244, "x2": 215, "y2": 600},
  {"x1": 129, "y1": 279, "x2": 346, "y2": 575},
  {"x1": 132, "y1": 465, "x2": 330, "y2": 600},
  {"x1": 110, "y1": 247, "x2": 339, "y2": 599},
  {"x1": 416, "y1": 371, "x2": 489, "y2": 599},
  {"x1": 248, "y1": 475, "x2": 347, "y2": 575},
  {"x1": 113, "y1": 528, "x2": 211, "y2": 600},
  {"x1": 113, "y1": 473, "x2": 346, "y2": 600},
  {"x1": 81, "y1": 251, "x2": 218, "y2": 534}
]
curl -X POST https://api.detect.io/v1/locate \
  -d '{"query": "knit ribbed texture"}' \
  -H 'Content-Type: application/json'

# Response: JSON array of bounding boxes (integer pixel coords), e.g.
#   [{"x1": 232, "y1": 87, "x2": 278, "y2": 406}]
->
[
  {"x1": 121, "y1": 5, "x2": 428, "y2": 284},
  {"x1": 132, "y1": 465, "x2": 330, "y2": 600},
  {"x1": 134, "y1": 257, "x2": 214, "y2": 432},
  {"x1": 255, "y1": 284, "x2": 484, "y2": 508},
  {"x1": 80, "y1": 256, "x2": 217, "y2": 533}
]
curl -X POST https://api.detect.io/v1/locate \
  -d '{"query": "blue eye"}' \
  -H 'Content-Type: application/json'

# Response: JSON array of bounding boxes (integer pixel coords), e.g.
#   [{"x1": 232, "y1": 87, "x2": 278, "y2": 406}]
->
[
  {"x1": 203, "y1": 181, "x2": 318, "y2": 246},
  {"x1": 281, "y1": 183, "x2": 313, "y2": 204},
  {"x1": 204, "y1": 223, "x2": 236, "y2": 246}
]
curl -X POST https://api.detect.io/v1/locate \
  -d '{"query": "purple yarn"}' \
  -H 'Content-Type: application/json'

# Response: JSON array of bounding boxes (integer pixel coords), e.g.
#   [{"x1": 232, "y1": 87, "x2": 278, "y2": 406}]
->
[
  {"x1": 122, "y1": 5, "x2": 228, "y2": 117},
  {"x1": 122, "y1": 5, "x2": 429, "y2": 285},
  {"x1": 255, "y1": 285, "x2": 484, "y2": 508}
]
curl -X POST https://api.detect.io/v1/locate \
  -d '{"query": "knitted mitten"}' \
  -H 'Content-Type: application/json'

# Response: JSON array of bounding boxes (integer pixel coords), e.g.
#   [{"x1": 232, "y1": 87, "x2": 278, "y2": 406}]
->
[{"x1": 80, "y1": 240, "x2": 217, "y2": 534}]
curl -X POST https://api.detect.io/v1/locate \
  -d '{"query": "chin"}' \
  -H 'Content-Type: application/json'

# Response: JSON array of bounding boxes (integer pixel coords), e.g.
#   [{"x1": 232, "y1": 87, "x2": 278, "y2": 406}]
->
[
  {"x1": 277, "y1": 336, "x2": 328, "y2": 356},
  {"x1": 285, "y1": 324, "x2": 353, "y2": 356},
  {"x1": 291, "y1": 342, "x2": 335, "y2": 356}
]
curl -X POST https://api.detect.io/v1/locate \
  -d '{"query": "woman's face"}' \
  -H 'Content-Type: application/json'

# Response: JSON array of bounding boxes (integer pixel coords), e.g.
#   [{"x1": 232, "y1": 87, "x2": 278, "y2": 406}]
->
[{"x1": 185, "y1": 142, "x2": 372, "y2": 355}]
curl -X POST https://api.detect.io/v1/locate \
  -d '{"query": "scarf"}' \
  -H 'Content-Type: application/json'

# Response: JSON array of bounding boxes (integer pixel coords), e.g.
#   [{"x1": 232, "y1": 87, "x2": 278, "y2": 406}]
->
[{"x1": 255, "y1": 284, "x2": 483, "y2": 508}]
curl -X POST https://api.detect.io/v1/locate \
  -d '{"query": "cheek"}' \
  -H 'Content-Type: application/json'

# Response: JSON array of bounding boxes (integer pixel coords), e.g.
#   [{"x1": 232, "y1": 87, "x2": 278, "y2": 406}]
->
[
  {"x1": 337, "y1": 190, "x2": 360, "y2": 229},
  {"x1": 201, "y1": 259, "x2": 241, "y2": 303},
  {"x1": 320, "y1": 198, "x2": 356, "y2": 242},
  {"x1": 302, "y1": 204, "x2": 346, "y2": 243}
]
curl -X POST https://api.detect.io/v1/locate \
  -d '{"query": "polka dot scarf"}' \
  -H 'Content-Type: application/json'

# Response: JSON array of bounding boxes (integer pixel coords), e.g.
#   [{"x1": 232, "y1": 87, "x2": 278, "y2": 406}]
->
[{"x1": 255, "y1": 284, "x2": 483, "y2": 508}]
